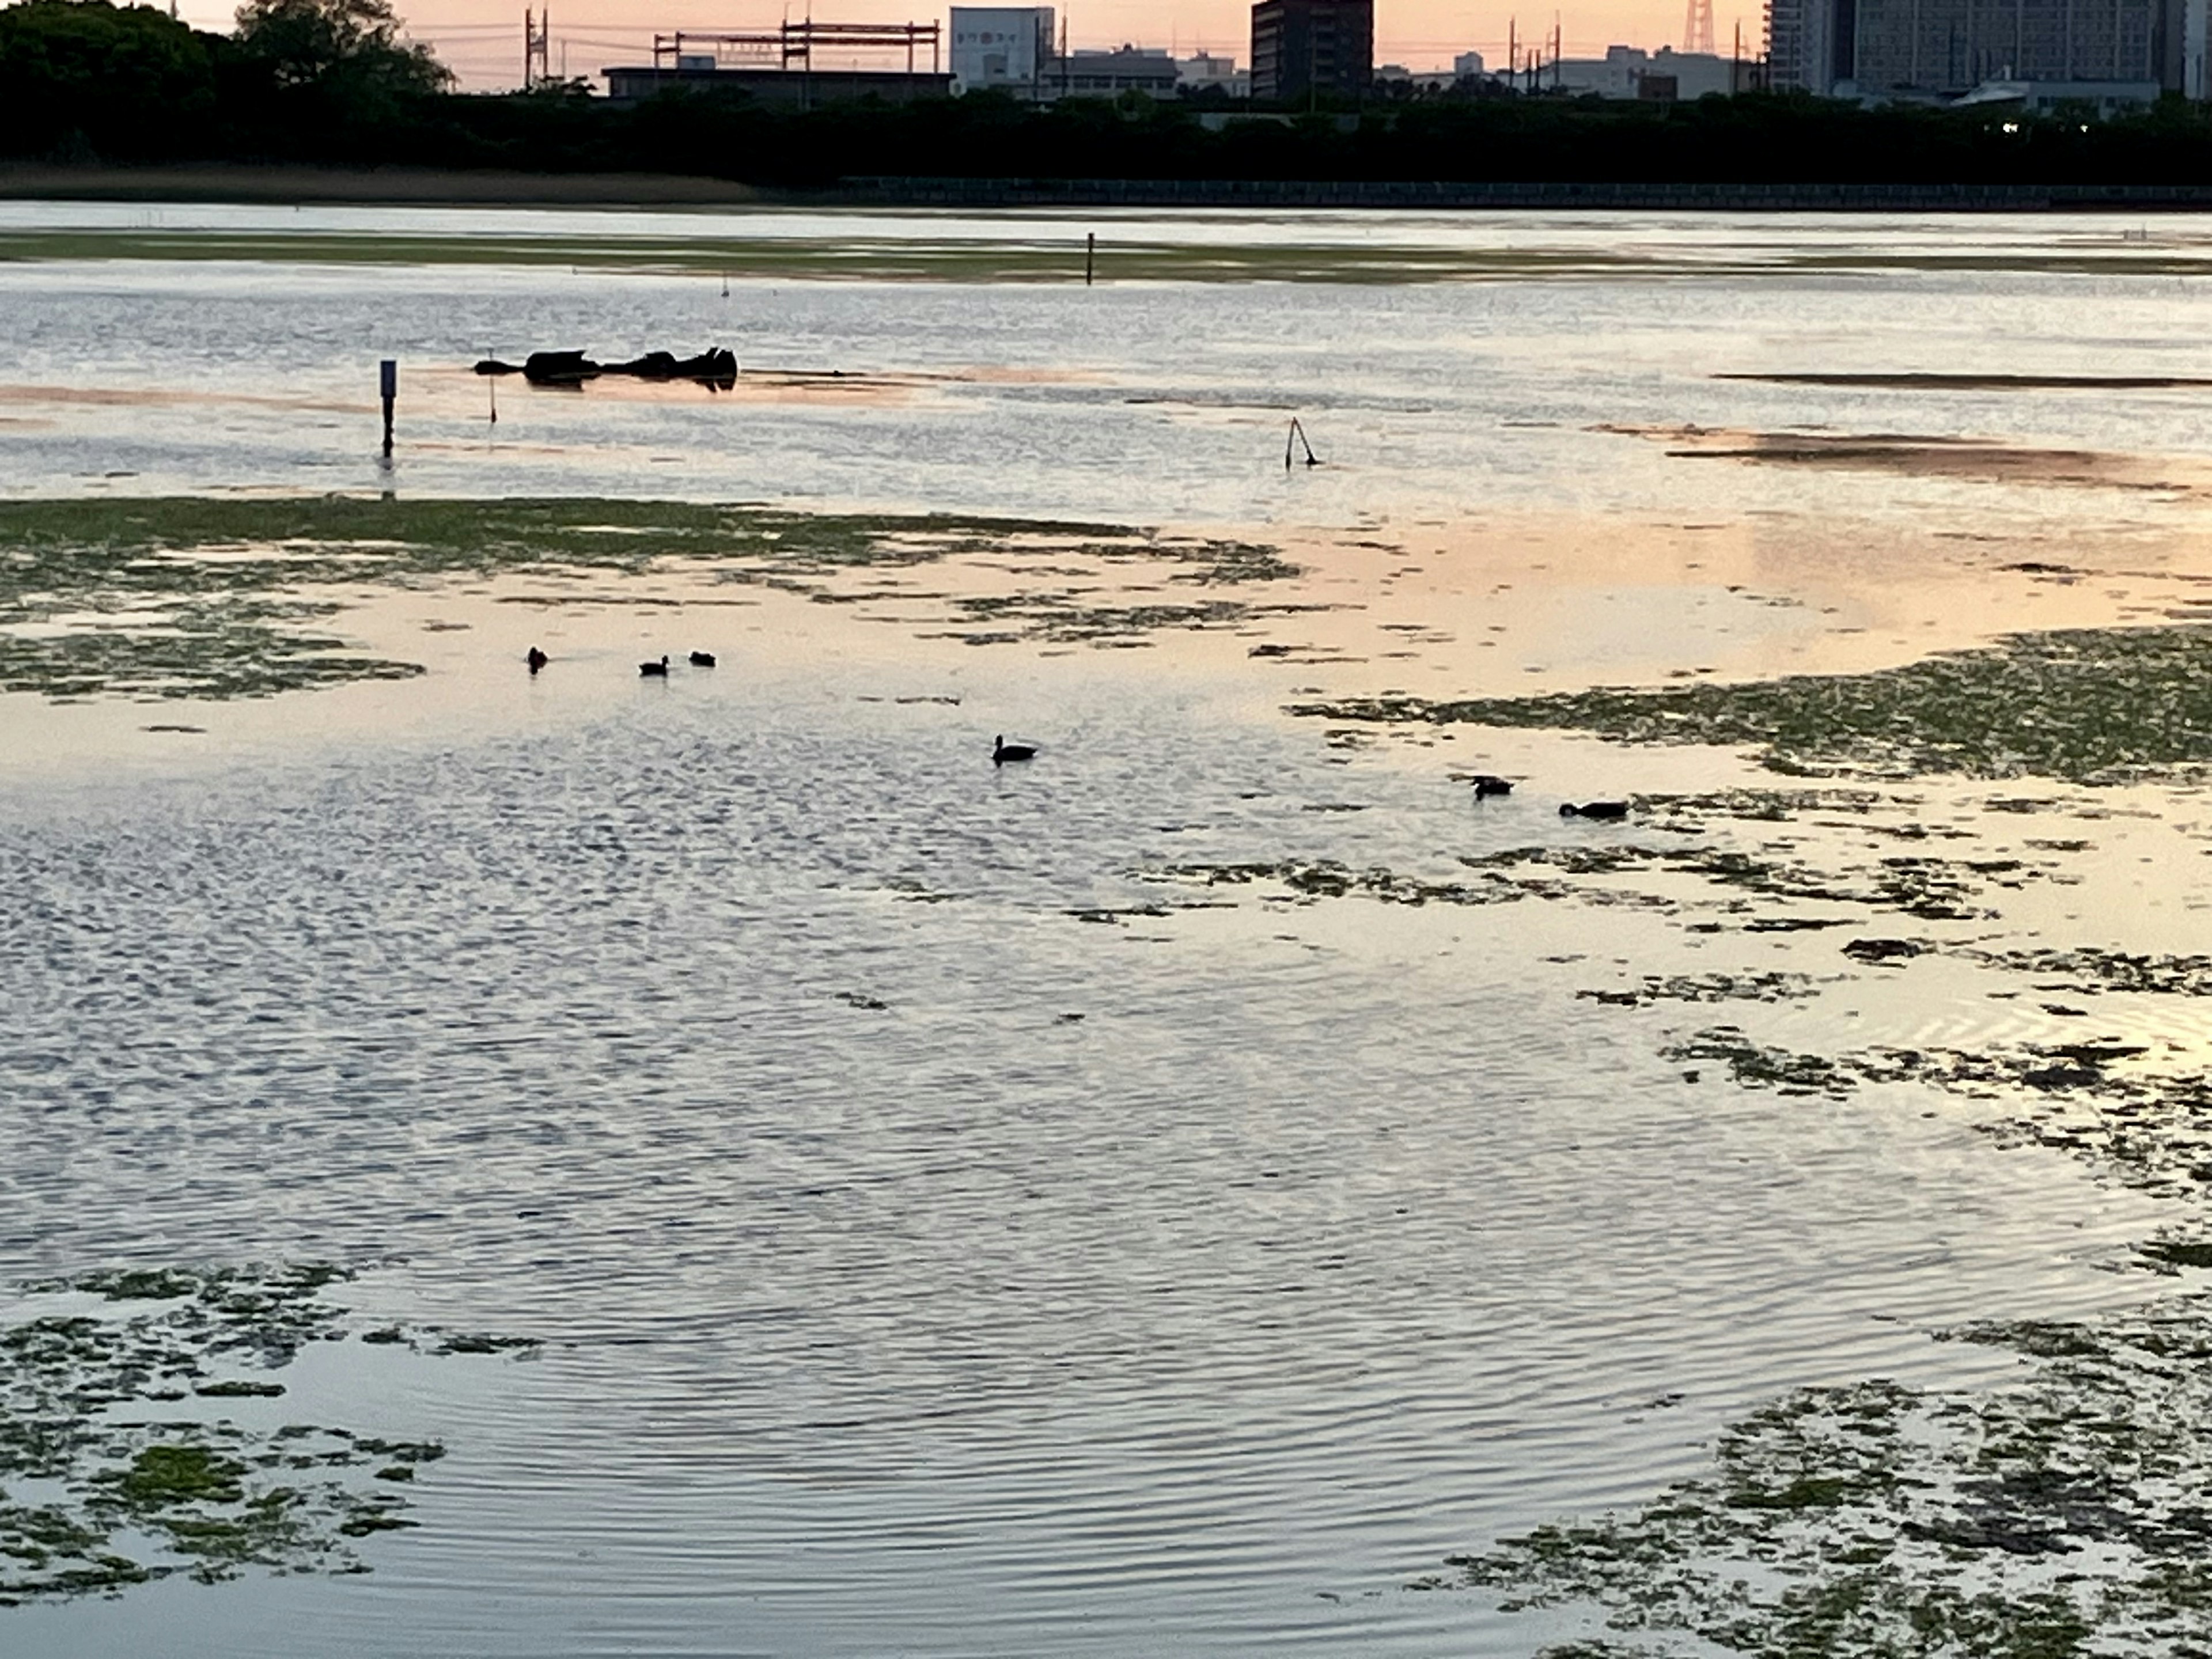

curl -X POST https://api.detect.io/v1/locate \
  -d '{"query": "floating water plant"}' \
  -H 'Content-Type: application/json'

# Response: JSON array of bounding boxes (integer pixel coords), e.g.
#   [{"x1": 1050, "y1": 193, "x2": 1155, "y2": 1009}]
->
[
  {"x1": 0, "y1": 1264, "x2": 531, "y2": 1604},
  {"x1": 1292, "y1": 624, "x2": 2212, "y2": 784},
  {"x1": 0, "y1": 498, "x2": 1294, "y2": 702},
  {"x1": 1452, "y1": 1297, "x2": 2212, "y2": 1658},
  {"x1": 1658, "y1": 1028, "x2": 2212, "y2": 1203},
  {"x1": 1143, "y1": 834, "x2": 2059, "y2": 930}
]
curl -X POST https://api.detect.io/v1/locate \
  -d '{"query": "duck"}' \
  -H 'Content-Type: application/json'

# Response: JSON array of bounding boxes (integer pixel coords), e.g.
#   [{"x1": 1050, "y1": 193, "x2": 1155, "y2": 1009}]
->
[
  {"x1": 640, "y1": 655, "x2": 669, "y2": 677},
  {"x1": 993, "y1": 734, "x2": 1038, "y2": 766},
  {"x1": 688, "y1": 650, "x2": 717, "y2": 668},
  {"x1": 1469, "y1": 774, "x2": 1513, "y2": 798},
  {"x1": 1560, "y1": 801, "x2": 1630, "y2": 820},
  {"x1": 526, "y1": 646, "x2": 549, "y2": 673}
]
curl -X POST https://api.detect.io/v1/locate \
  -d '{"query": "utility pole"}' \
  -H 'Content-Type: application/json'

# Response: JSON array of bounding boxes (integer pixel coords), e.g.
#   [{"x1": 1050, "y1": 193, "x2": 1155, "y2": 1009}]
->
[{"x1": 523, "y1": 7, "x2": 550, "y2": 88}]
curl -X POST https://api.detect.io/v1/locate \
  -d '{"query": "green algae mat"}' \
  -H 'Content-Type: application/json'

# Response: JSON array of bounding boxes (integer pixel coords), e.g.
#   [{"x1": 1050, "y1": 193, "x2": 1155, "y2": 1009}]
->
[
  {"x1": 1, "y1": 1265, "x2": 531, "y2": 1603},
  {"x1": 0, "y1": 495, "x2": 1287, "y2": 700},
  {"x1": 1297, "y1": 624, "x2": 2212, "y2": 785},
  {"x1": 1443, "y1": 1297, "x2": 2212, "y2": 1658}
]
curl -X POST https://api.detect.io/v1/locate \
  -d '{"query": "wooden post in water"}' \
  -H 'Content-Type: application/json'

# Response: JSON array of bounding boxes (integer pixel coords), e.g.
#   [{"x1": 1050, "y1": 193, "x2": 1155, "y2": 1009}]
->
[
  {"x1": 379, "y1": 358, "x2": 397, "y2": 457},
  {"x1": 1085, "y1": 232, "x2": 1095, "y2": 286}
]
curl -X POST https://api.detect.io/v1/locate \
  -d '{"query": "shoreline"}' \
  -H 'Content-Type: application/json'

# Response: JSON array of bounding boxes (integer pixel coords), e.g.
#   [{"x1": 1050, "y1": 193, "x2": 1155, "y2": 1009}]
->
[
  {"x1": 0, "y1": 164, "x2": 763, "y2": 206},
  {"x1": 7, "y1": 163, "x2": 2212, "y2": 211}
]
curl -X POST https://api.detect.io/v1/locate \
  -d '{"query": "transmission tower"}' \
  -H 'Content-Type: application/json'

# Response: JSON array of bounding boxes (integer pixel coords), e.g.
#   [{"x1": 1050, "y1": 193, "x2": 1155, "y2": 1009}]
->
[{"x1": 1683, "y1": 0, "x2": 1715, "y2": 53}]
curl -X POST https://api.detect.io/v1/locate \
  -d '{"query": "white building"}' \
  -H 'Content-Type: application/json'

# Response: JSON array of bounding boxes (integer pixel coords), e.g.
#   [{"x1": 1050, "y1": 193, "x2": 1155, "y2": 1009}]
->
[
  {"x1": 950, "y1": 6, "x2": 1056, "y2": 95},
  {"x1": 1453, "y1": 48, "x2": 1486, "y2": 76},
  {"x1": 1048, "y1": 44, "x2": 1181, "y2": 96},
  {"x1": 1548, "y1": 44, "x2": 1745, "y2": 97},
  {"x1": 1177, "y1": 50, "x2": 1250, "y2": 96}
]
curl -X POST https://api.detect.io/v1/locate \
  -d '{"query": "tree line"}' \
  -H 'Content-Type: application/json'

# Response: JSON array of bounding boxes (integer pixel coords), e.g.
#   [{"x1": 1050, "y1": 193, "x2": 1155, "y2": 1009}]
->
[{"x1": 10, "y1": 0, "x2": 2212, "y2": 184}]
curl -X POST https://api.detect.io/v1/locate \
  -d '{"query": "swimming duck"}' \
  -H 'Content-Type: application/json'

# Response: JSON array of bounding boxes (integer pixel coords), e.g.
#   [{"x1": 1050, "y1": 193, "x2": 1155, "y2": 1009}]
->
[
  {"x1": 640, "y1": 656, "x2": 669, "y2": 677},
  {"x1": 689, "y1": 650, "x2": 717, "y2": 668},
  {"x1": 1560, "y1": 801, "x2": 1629, "y2": 820},
  {"x1": 526, "y1": 646, "x2": 548, "y2": 673},
  {"x1": 1470, "y1": 774, "x2": 1513, "y2": 798},
  {"x1": 994, "y1": 735, "x2": 1037, "y2": 766}
]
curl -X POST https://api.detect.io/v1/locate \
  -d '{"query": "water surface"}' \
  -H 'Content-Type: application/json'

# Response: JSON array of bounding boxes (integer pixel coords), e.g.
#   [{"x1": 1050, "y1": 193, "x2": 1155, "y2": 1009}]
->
[{"x1": 5, "y1": 204, "x2": 2212, "y2": 1656}]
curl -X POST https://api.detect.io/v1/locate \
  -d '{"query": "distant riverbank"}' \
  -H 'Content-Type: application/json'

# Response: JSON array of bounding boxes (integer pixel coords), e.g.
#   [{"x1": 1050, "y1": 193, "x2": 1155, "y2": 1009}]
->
[
  {"x1": 11, "y1": 164, "x2": 2212, "y2": 212},
  {"x1": 0, "y1": 165, "x2": 760, "y2": 205}
]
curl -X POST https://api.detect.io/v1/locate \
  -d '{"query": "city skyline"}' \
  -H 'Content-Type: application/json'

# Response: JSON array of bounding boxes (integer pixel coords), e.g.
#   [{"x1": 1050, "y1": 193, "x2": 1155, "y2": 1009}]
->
[{"x1": 154, "y1": 0, "x2": 1767, "y2": 89}]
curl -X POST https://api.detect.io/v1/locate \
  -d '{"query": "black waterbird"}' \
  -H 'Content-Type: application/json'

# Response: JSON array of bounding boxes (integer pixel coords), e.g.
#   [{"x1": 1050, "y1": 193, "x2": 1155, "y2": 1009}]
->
[
  {"x1": 994, "y1": 735, "x2": 1037, "y2": 766},
  {"x1": 1470, "y1": 774, "x2": 1513, "y2": 798},
  {"x1": 1560, "y1": 801, "x2": 1629, "y2": 820},
  {"x1": 640, "y1": 656, "x2": 670, "y2": 677},
  {"x1": 526, "y1": 646, "x2": 548, "y2": 673},
  {"x1": 689, "y1": 650, "x2": 717, "y2": 668}
]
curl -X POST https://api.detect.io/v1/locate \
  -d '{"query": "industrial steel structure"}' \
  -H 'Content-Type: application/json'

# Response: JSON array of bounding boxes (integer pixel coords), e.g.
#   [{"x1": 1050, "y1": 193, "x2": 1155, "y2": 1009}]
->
[
  {"x1": 649, "y1": 21, "x2": 941, "y2": 75},
  {"x1": 604, "y1": 21, "x2": 948, "y2": 105}
]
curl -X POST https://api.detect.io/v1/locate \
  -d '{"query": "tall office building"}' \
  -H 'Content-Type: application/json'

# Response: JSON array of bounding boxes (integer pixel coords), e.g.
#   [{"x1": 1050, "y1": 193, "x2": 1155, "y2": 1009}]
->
[{"x1": 1251, "y1": 0, "x2": 1374, "y2": 101}]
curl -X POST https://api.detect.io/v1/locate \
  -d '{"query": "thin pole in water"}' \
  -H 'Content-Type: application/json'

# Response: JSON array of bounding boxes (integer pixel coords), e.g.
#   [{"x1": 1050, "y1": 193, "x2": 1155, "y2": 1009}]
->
[
  {"x1": 1085, "y1": 232, "x2": 1095, "y2": 286},
  {"x1": 1285, "y1": 416, "x2": 1319, "y2": 470},
  {"x1": 380, "y1": 358, "x2": 397, "y2": 457}
]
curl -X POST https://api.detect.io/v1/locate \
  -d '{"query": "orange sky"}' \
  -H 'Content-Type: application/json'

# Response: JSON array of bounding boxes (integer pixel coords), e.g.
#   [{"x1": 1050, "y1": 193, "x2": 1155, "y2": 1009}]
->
[{"x1": 173, "y1": 0, "x2": 1765, "y2": 91}]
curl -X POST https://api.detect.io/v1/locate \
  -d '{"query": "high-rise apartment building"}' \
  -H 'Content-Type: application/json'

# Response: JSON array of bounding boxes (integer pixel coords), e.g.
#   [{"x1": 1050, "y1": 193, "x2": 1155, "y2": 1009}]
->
[
  {"x1": 1763, "y1": 0, "x2": 1836, "y2": 89},
  {"x1": 1767, "y1": 0, "x2": 2184, "y2": 92},
  {"x1": 1250, "y1": 0, "x2": 1374, "y2": 101}
]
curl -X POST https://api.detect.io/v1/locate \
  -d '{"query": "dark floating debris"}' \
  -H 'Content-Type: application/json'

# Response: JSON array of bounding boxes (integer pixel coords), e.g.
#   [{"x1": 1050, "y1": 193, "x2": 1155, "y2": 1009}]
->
[
  {"x1": 1285, "y1": 415, "x2": 1321, "y2": 471},
  {"x1": 640, "y1": 655, "x2": 669, "y2": 677},
  {"x1": 474, "y1": 348, "x2": 738, "y2": 389},
  {"x1": 1469, "y1": 774, "x2": 1514, "y2": 798},
  {"x1": 994, "y1": 734, "x2": 1038, "y2": 766},
  {"x1": 1560, "y1": 800, "x2": 1630, "y2": 820},
  {"x1": 526, "y1": 646, "x2": 548, "y2": 673},
  {"x1": 1843, "y1": 937, "x2": 1927, "y2": 964},
  {"x1": 688, "y1": 650, "x2": 717, "y2": 668}
]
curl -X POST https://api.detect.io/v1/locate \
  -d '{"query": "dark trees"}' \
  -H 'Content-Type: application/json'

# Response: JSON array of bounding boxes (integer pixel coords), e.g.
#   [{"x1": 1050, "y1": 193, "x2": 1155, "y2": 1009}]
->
[{"x1": 0, "y1": 0, "x2": 217, "y2": 157}]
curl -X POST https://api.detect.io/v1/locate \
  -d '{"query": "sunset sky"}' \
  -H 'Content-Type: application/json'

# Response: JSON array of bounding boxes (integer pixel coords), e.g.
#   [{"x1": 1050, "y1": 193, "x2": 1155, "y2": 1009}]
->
[{"x1": 170, "y1": 0, "x2": 1767, "y2": 91}]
